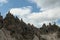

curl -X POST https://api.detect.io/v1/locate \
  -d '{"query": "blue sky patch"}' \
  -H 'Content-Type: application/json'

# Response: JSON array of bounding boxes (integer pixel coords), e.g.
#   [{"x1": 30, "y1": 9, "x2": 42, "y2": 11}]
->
[{"x1": 0, "y1": 0, "x2": 40, "y2": 16}]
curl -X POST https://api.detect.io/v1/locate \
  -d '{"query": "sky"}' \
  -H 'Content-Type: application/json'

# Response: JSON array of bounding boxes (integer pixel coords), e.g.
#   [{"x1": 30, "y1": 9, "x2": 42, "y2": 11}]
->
[{"x1": 0, "y1": 0, "x2": 60, "y2": 28}]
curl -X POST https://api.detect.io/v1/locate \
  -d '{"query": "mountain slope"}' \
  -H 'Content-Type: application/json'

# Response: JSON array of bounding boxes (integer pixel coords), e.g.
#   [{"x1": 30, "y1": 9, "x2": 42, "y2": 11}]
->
[{"x1": 0, "y1": 12, "x2": 60, "y2": 40}]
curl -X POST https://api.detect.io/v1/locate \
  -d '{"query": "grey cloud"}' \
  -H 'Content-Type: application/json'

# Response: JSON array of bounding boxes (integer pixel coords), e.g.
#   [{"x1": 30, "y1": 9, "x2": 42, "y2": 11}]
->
[{"x1": 28, "y1": 0, "x2": 60, "y2": 9}]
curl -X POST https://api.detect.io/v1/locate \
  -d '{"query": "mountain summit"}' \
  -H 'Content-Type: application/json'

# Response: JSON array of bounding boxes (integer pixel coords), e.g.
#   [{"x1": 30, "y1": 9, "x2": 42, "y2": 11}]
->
[{"x1": 0, "y1": 12, "x2": 60, "y2": 40}]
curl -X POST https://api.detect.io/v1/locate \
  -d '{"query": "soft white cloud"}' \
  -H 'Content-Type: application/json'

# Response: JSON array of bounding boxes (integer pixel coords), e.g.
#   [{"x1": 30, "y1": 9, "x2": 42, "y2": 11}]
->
[
  {"x1": 10, "y1": 0, "x2": 60, "y2": 28},
  {"x1": 10, "y1": 6, "x2": 60, "y2": 28},
  {"x1": 0, "y1": 0, "x2": 8, "y2": 3},
  {"x1": 28, "y1": 0, "x2": 60, "y2": 10},
  {"x1": 10, "y1": 6, "x2": 32, "y2": 16},
  {"x1": 28, "y1": 7, "x2": 60, "y2": 27},
  {"x1": 27, "y1": 0, "x2": 60, "y2": 27},
  {"x1": 0, "y1": 0, "x2": 8, "y2": 6}
]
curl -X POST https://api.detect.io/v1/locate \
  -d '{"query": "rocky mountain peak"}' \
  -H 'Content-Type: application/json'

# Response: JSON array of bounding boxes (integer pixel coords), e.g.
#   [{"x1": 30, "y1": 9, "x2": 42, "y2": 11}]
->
[{"x1": 0, "y1": 11, "x2": 60, "y2": 40}]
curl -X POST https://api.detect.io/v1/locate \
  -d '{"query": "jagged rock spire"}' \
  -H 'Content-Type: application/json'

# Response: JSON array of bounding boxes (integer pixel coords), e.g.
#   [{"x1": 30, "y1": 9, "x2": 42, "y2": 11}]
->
[
  {"x1": 15, "y1": 16, "x2": 19, "y2": 20},
  {"x1": 48, "y1": 23, "x2": 52, "y2": 27},
  {"x1": 54, "y1": 22, "x2": 56, "y2": 25},
  {"x1": 7, "y1": 11, "x2": 12, "y2": 15},
  {"x1": 21, "y1": 18, "x2": 23, "y2": 22},
  {"x1": 8, "y1": 11, "x2": 11, "y2": 14},
  {"x1": 0, "y1": 12, "x2": 3, "y2": 19},
  {"x1": 5, "y1": 11, "x2": 14, "y2": 19},
  {"x1": 7, "y1": 11, "x2": 12, "y2": 16},
  {"x1": 42, "y1": 23, "x2": 46, "y2": 28},
  {"x1": 0, "y1": 12, "x2": 3, "y2": 29}
]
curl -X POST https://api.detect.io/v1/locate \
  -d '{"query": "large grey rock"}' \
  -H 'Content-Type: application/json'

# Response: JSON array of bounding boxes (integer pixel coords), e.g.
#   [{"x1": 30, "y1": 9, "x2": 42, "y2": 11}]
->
[
  {"x1": 33, "y1": 35, "x2": 39, "y2": 40},
  {"x1": 0, "y1": 28, "x2": 16, "y2": 40}
]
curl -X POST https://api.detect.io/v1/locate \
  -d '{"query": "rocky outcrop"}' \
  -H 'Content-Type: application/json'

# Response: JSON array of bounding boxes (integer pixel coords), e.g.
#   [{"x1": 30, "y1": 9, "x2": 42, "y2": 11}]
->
[
  {"x1": 0, "y1": 12, "x2": 60, "y2": 40},
  {"x1": 33, "y1": 35, "x2": 39, "y2": 40},
  {"x1": 0, "y1": 28, "x2": 16, "y2": 40}
]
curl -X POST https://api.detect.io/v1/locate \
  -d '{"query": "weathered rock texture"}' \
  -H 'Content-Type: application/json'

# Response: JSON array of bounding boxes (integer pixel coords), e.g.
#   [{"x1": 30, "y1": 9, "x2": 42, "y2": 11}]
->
[{"x1": 0, "y1": 12, "x2": 60, "y2": 40}]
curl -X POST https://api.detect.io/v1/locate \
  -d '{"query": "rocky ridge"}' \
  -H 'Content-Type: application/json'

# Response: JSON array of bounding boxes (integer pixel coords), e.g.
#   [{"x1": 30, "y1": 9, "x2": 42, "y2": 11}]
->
[{"x1": 0, "y1": 11, "x2": 60, "y2": 40}]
